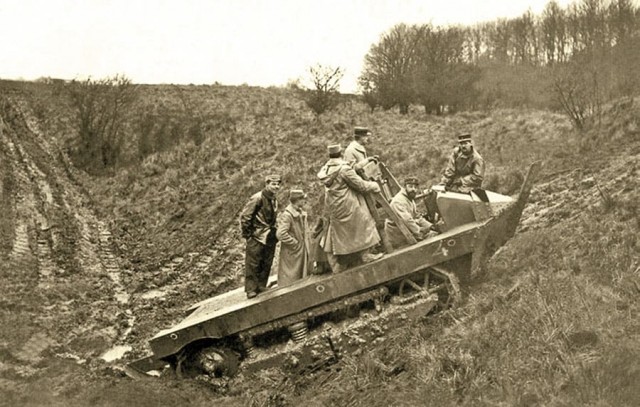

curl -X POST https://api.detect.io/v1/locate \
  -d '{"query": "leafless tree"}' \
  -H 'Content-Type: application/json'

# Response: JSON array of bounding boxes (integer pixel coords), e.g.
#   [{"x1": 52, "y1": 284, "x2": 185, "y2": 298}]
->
[
  {"x1": 302, "y1": 64, "x2": 344, "y2": 115},
  {"x1": 541, "y1": 1, "x2": 568, "y2": 64},
  {"x1": 511, "y1": 10, "x2": 537, "y2": 64},
  {"x1": 360, "y1": 24, "x2": 423, "y2": 114},
  {"x1": 553, "y1": 55, "x2": 606, "y2": 131},
  {"x1": 64, "y1": 75, "x2": 138, "y2": 172}
]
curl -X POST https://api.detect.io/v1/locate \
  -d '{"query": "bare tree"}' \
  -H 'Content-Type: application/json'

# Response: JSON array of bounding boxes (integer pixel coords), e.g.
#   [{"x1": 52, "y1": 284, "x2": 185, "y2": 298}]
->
[
  {"x1": 358, "y1": 75, "x2": 380, "y2": 113},
  {"x1": 412, "y1": 25, "x2": 479, "y2": 113},
  {"x1": 579, "y1": 0, "x2": 609, "y2": 51},
  {"x1": 608, "y1": 0, "x2": 636, "y2": 45},
  {"x1": 541, "y1": 1, "x2": 568, "y2": 64},
  {"x1": 360, "y1": 24, "x2": 422, "y2": 114},
  {"x1": 488, "y1": 19, "x2": 514, "y2": 63},
  {"x1": 64, "y1": 75, "x2": 138, "y2": 172},
  {"x1": 302, "y1": 64, "x2": 344, "y2": 115},
  {"x1": 552, "y1": 55, "x2": 606, "y2": 131},
  {"x1": 511, "y1": 10, "x2": 537, "y2": 64}
]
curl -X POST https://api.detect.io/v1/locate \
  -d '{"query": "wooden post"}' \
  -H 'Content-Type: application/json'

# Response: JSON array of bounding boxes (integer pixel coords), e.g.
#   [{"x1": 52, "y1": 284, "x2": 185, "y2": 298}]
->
[
  {"x1": 363, "y1": 193, "x2": 394, "y2": 254},
  {"x1": 371, "y1": 192, "x2": 417, "y2": 246},
  {"x1": 360, "y1": 161, "x2": 418, "y2": 249}
]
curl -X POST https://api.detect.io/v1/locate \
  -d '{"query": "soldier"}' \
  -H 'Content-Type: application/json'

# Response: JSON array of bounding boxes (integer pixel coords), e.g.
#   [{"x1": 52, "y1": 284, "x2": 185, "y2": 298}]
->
[
  {"x1": 440, "y1": 133, "x2": 485, "y2": 193},
  {"x1": 317, "y1": 144, "x2": 383, "y2": 272},
  {"x1": 344, "y1": 126, "x2": 377, "y2": 172},
  {"x1": 384, "y1": 177, "x2": 435, "y2": 250},
  {"x1": 239, "y1": 174, "x2": 281, "y2": 298},
  {"x1": 276, "y1": 189, "x2": 310, "y2": 287}
]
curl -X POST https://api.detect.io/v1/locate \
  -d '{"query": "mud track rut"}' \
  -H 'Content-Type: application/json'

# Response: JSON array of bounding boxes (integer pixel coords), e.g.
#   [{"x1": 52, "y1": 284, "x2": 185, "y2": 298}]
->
[{"x1": 0, "y1": 97, "x2": 137, "y2": 393}]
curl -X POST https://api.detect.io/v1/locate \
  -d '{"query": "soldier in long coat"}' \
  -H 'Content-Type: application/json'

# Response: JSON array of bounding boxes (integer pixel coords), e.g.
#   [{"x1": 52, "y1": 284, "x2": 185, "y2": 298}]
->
[
  {"x1": 276, "y1": 190, "x2": 310, "y2": 287},
  {"x1": 317, "y1": 144, "x2": 381, "y2": 272},
  {"x1": 441, "y1": 133, "x2": 485, "y2": 193},
  {"x1": 384, "y1": 177, "x2": 434, "y2": 250}
]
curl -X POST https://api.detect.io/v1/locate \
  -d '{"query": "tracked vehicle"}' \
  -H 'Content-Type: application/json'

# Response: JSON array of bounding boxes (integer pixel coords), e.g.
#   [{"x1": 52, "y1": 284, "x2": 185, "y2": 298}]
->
[{"x1": 127, "y1": 161, "x2": 541, "y2": 378}]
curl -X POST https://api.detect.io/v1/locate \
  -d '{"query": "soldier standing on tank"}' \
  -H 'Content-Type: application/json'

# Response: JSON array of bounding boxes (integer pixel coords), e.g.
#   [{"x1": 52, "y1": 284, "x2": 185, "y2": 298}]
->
[
  {"x1": 318, "y1": 144, "x2": 383, "y2": 272},
  {"x1": 276, "y1": 189, "x2": 310, "y2": 287},
  {"x1": 384, "y1": 177, "x2": 436, "y2": 250},
  {"x1": 344, "y1": 126, "x2": 378, "y2": 172},
  {"x1": 239, "y1": 174, "x2": 281, "y2": 299},
  {"x1": 440, "y1": 133, "x2": 485, "y2": 193}
]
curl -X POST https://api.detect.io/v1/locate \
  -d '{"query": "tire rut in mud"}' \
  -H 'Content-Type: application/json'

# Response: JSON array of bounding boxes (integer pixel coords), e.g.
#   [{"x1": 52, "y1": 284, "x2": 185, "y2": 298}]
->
[{"x1": 0, "y1": 97, "x2": 136, "y2": 395}]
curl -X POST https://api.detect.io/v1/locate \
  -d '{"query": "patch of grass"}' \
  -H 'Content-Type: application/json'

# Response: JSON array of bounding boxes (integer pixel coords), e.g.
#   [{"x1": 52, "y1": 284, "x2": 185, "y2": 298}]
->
[
  {"x1": 282, "y1": 195, "x2": 639, "y2": 406},
  {"x1": 0, "y1": 150, "x2": 16, "y2": 257}
]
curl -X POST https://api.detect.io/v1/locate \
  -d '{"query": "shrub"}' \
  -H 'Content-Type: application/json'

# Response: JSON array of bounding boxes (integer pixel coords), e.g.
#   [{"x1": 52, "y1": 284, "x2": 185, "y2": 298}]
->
[
  {"x1": 301, "y1": 64, "x2": 344, "y2": 115},
  {"x1": 63, "y1": 75, "x2": 138, "y2": 173}
]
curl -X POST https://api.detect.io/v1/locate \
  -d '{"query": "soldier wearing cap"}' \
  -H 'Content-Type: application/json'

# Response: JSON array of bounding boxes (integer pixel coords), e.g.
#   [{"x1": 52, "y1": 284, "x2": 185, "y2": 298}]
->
[
  {"x1": 239, "y1": 174, "x2": 281, "y2": 298},
  {"x1": 317, "y1": 144, "x2": 383, "y2": 272},
  {"x1": 344, "y1": 126, "x2": 377, "y2": 172},
  {"x1": 276, "y1": 189, "x2": 311, "y2": 287},
  {"x1": 440, "y1": 133, "x2": 485, "y2": 193},
  {"x1": 385, "y1": 177, "x2": 435, "y2": 249}
]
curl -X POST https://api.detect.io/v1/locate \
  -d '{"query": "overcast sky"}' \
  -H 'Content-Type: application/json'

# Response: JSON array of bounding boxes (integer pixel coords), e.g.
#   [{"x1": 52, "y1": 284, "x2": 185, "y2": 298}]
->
[{"x1": 0, "y1": 0, "x2": 574, "y2": 93}]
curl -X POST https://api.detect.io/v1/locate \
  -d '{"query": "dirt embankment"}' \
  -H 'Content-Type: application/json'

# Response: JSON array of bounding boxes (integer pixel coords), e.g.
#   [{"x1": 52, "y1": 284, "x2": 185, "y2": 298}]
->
[{"x1": 0, "y1": 96, "x2": 212, "y2": 407}]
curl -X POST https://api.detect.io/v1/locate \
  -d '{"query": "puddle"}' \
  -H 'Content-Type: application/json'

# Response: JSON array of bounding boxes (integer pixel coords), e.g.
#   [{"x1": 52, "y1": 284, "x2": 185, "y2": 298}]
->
[
  {"x1": 100, "y1": 345, "x2": 132, "y2": 362},
  {"x1": 141, "y1": 289, "x2": 167, "y2": 300},
  {"x1": 39, "y1": 180, "x2": 54, "y2": 205},
  {"x1": 115, "y1": 292, "x2": 130, "y2": 303},
  {"x1": 108, "y1": 272, "x2": 130, "y2": 304}
]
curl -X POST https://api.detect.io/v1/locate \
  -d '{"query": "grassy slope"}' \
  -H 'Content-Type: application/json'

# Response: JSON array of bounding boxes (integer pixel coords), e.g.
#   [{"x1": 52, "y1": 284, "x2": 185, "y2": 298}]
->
[{"x1": 10, "y1": 81, "x2": 640, "y2": 406}]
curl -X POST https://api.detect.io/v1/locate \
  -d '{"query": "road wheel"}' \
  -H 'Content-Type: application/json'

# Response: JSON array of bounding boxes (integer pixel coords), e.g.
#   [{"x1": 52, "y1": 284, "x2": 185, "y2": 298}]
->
[{"x1": 191, "y1": 347, "x2": 240, "y2": 378}]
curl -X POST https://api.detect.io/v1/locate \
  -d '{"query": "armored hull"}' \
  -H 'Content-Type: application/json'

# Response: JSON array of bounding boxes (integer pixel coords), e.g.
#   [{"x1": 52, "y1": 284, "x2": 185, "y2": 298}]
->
[{"x1": 129, "y1": 162, "x2": 541, "y2": 377}]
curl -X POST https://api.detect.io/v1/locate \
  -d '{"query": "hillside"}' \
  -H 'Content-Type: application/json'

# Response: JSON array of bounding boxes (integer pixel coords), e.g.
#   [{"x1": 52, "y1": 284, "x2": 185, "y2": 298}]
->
[{"x1": 0, "y1": 81, "x2": 638, "y2": 406}]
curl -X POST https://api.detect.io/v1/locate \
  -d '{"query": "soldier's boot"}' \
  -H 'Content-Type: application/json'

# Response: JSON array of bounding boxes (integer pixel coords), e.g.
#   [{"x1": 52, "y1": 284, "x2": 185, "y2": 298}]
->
[
  {"x1": 326, "y1": 253, "x2": 344, "y2": 273},
  {"x1": 361, "y1": 252, "x2": 384, "y2": 264}
]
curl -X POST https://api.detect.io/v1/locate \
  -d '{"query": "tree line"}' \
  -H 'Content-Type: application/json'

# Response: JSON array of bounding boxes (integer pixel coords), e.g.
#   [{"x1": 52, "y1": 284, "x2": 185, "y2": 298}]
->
[
  {"x1": 48, "y1": 0, "x2": 640, "y2": 174},
  {"x1": 358, "y1": 0, "x2": 640, "y2": 128}
]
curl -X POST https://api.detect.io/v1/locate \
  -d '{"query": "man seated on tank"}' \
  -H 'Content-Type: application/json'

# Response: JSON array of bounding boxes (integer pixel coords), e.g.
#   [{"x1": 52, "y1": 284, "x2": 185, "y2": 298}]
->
[
  {"x1": 276, "y1": 189, "x2": 311, "y2": 287},
  {"x1": 440, "y1": 133, "x2": 485, "y2": 193},
  {"x1": 239, "y1": 174, "x2": 281, "y2": 299},
  {"x1": 317, "y1": 144, "x2": 384, "y2": 273},
  {"x1": 385, "y1": 177, "x2": 437, "y2": 250}
]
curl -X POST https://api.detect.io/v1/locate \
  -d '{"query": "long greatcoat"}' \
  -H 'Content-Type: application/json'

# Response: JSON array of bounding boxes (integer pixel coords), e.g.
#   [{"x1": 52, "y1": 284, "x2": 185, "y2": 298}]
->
[
  {"x1": 317, "y1": 158, "x2": 380, "y2": 255},
  {"x1": 276, "y1": 204, "x2": 310, "y2": 286},
  {"x1": 343, "y1": 140, "x2": 368, "y2": 168}
]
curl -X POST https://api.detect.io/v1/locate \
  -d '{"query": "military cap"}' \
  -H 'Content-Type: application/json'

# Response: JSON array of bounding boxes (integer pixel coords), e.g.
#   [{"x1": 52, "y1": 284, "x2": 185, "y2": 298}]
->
[
  {"x1": 289, "y1": 189, "x2": 307, "y2": 202},
  {"x1": 458, "y1": 133, "x2": 472, "y2": 143},
  {"x1": 265, "y1": 174, "x2": 282, "y2": 183},
  {"x1": 404, "y1": 177, "x2": 420, "y2": 186},
  {"x1": 327, "y1": 144, "x2": 342, "y2": 155},
  {"x1": 354, "y1": 127, "x2": 372, "y2": 137}
]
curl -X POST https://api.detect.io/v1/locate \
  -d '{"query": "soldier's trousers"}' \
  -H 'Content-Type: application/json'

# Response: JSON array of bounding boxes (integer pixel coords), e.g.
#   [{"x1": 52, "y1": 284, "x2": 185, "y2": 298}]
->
[{"x1": 244, "y1": 238, "x2": 276, "y2": 293}]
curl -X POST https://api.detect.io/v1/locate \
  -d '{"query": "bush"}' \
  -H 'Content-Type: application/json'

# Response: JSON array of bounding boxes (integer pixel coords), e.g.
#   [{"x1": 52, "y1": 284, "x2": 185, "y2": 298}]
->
[
  {"x1": 63, "y1": 75, "x2": 138, "y2": 173},
  {"x1": 301, "y1": 64, "x2": 344, "y2": 115}
]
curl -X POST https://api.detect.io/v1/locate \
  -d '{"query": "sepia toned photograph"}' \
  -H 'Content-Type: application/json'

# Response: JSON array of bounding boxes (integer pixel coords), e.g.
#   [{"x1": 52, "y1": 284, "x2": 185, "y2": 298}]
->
[{"x1": 0, "y1": 0, "x2": 638, "y2": 406}]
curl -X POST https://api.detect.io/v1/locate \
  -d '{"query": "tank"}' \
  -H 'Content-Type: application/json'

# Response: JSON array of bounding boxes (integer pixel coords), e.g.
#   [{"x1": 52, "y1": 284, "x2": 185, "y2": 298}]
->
[{"x1": 126, "y1": 161, "x2": 541, "y2": 378}]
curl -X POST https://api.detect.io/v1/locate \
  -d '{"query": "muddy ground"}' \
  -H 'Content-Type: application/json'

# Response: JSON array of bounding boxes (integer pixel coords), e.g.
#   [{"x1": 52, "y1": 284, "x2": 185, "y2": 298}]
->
[{"x1": 0, "y1": 96, "x2": 242, "y2": 407}]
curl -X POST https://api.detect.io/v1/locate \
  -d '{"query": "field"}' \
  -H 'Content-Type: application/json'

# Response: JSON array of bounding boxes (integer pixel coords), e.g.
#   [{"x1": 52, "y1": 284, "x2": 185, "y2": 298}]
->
[{"x1": 0, "y1": 80, "x2": 638, "y2": 406}]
